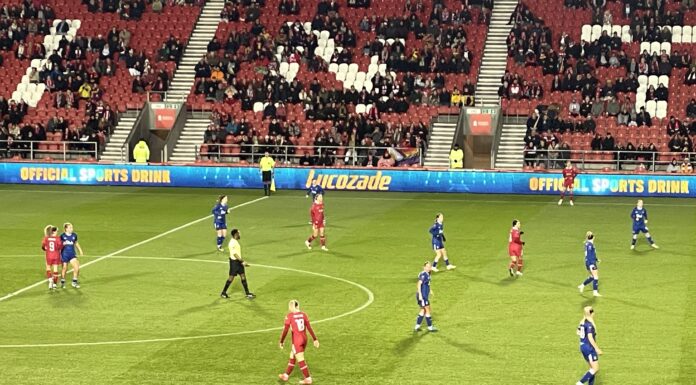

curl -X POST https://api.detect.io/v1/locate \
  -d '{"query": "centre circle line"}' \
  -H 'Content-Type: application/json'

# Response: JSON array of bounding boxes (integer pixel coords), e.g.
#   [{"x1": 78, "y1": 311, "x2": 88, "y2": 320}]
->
[{"x1": 0, "y1": 256, "x2": 374, "y2": 348}]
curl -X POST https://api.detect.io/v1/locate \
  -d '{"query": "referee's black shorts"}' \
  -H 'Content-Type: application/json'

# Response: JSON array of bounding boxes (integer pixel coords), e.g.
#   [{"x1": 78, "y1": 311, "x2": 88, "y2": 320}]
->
[
  {"x1": 229, "y1": 259, "x2": 245, "y2": 276},
  {"x1": 262, "y1": 170, "x2": 272, "y2": 183}
]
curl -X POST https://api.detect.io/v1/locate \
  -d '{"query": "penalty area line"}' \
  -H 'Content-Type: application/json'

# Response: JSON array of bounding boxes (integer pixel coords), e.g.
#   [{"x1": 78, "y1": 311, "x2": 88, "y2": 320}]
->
[{"x1": 0, "y1": 196, "x2": 268, "y2": 303}]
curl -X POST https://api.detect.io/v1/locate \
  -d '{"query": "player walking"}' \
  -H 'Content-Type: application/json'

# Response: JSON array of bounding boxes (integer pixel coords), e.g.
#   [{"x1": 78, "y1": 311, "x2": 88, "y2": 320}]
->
[
  {"x1": 559, "y1": 161, "x2": 578, "y2": 206},
  {"x1": 220, "y1": 229, "x2": 255, "y2": 299},
  {"x1": 578, "y1": 231, "x2": 601, "y2": 297},
  {"x1": 415, "y1": 261, "x2": 438, "y2": 332},
  {"x1": 305, "y1": 194, "x2": 328, "y2": 251},
  {"x1": 576, "y1": 306, "x2": 602, "y2": 385},
  {"x1": 212, "y1": 195, "x2": 230, "y2": 252},
  {"x1": 630, "y1": 199, "x2": 659, "y2": 250},
  {"x1": 430, "y1": 213, "x2": 455, "y2": 272},
  {"x1": 508, "y1": 220, "x2": 524, "y2": 277},
  {"x1": 41, "y1": 225, "x2": 63, "y2": 290},
  {"x1": 60, "y1": 222, "x2": 84, "y2": 289},
  {"x1": 278, "y1": 300, "x2": 319, "y2": 384}
]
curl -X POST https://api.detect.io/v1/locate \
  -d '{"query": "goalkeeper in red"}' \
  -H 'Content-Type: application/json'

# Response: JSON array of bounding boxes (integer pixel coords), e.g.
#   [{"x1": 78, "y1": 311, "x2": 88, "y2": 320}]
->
[
  {"x1": 278, "y1": 299, "x2": 319, "y2": 384},
  {"x1": 559, "y1": 161, "x2": 578, "y2": 206}
]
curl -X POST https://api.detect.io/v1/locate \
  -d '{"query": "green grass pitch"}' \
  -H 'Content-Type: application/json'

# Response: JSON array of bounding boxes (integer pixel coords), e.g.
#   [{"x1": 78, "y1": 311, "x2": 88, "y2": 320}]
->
[{"x1": 0, "y1": 184, "x2": 694, "y2": 385}]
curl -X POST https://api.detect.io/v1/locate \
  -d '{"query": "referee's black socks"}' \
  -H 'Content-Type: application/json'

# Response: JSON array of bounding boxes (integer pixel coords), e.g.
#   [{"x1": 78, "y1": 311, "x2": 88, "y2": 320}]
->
[
  {"x1": 241, "y1": 279, "x2": 250, "y2": 295},
  {"x1": 222, "y1": 279, "x2": 232, "y2": 294},
  {"x1": 263, "y1": 185, "x2": 269, "y2": 196}
]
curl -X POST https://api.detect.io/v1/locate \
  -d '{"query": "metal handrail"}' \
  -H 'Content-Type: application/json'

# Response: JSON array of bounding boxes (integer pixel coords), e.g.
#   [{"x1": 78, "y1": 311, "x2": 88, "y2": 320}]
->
[
  {"x1": 0, "y1": 140, "x2": 98, "y2": 161},
  {"x1": 524, "y1": 148, "x2": 696, "y2": 171},
  {"x1": 196, "y1": 143, "x2": 423, "y2": 167}
]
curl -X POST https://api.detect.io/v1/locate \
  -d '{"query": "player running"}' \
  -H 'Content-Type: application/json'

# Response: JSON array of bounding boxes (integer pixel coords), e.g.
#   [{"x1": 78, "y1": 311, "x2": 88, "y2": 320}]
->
[
  {"x1": 305, "y1": 180, "x2": 325, "y2": 224},
  {"x1": 41, "y1": 225, "x2": 63, "y2": 290},
  {"x1": 508, "y1": 219, "x2": 524, "y2": 277},
  {"x1": 630, "y1": 199, "x2": 659, "y2": 250},
  {"x1": 212, "y1": 195, "x2": 231, "y2": 252},
  {"x1": 576, "y1": 306, "x2": 602, "y2": 385},
  {"x1": 415, "y1": 261, "x2": 438, "y2": 332},
  {"x1": 279, "y1": 300, "x2": 319, "y2": 384},
  {"x1": 559, "y1": 161, "x2": 578, "y2": 206},
  {"x1": 578, "y1": 231, "x2": 601, "y2": 297},
  {"x1": 220, "y1": 229, "x2": 255, "y2": 299},
  {"x1": 430, "y1": 213, "x2": 455, "y2": 272},
  {"x1": 305, "y1": 194, "x2": 328, "y2": 251},
  {"x1": 60, "y1": 222, "x2": 84, "y2": 289}
]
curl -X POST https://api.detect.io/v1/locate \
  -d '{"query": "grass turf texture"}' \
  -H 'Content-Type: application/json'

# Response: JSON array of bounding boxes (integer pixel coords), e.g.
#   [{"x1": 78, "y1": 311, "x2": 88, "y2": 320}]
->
[{"x1": 0, "y1": 184, "x2": 694, "y2": 385}]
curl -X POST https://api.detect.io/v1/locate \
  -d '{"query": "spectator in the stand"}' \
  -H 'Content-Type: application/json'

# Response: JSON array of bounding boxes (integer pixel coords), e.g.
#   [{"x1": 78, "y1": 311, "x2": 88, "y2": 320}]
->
[
  {"x1": 655, "y1": 83, "x2": 669, "y2": 101},
  {"x1": 681, "y1": 158, "x2": 694, "y2": 174},
  {"x1": 636, "y1": 107, "x2": 652, "y2": 127},
  {"x1": 582, "y1": 115, "x2": 596, "y2": 133},
  {"x1": 686, "y1": 68, "x2": 696, "y2": 86},
  {"x1": 591, "y1": 133, "x2": 603, "y2": 150},
  {"x1": 667, "y1": 116, "x2": 684, "y2": 136},
  {"x1": 298, "y1": 151, "x2": 315, "y2": 166},
  {"x1": 606, "y1": 96, "x2": 620, "y2": 117},
  {"x1": 687, "y1": 99, "x2": 696, "y2": 118},
  {"x1": 377, "y1": 152, "x2": 395, "y2": 168},
  {"x1": 617, "y1": 107, "x2": 631, "y2": 126},
  {"x1": 568, "y1": 97, "x2": 580, "y2": 117},
  {"x1": 669, "y1": 134, "x2": 683, "y2": 152},
  {"x1": 524, "y1": 142, "x2": 537, "y2": 166},
  {"x1": 591, "y1": 98, "x2": 604, "y2": 117},
  {"x1": 602, "y1": 133, "x2": 615, "y2": 151},
  {"x1": 580, "y1": 96, "x2": 592, "y2": 117},
  {"x1": 666, "y1": 158, "x2": 680, "y2": 173}
]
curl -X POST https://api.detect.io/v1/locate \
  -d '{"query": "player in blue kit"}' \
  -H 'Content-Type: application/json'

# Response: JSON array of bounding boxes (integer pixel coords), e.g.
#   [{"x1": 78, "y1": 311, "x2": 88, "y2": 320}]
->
[
  {"x1": 429, "y1": 213, "x2": 455, "y2": 272},
  {"x1": 630, "y1": 199, "x2": 659, "y2": 250},
  {"x1": 212, "y1": 195, "x2": 231, "y2": 251},
  {"x1": 578, "y1": 231, "x2": 601, "y2": 297},
  {"x1": 576, "y1": 306, "x2": 603, "y2": 385},
  {"x1": 414, "y1": 261, "x2": 437, "y2": 332},
  {"x1": 60, "y1": 223, "x2": 84, "y2": 289}
]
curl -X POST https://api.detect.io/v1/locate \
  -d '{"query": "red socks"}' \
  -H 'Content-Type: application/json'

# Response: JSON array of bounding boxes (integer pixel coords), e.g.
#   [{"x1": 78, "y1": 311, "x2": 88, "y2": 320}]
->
[
  {"x1": 298, "y1": 360, "x2": 310, "y2": 378},
  {"x1": 320, "y1": 236, "x2": 326, "y2": 246},
  {"x1": 285, "y1": 358, "x2": 296, "y2": 375},
  {"x1": 508, "y1": 261, "x2": 516, "y2": 269},
  {"x1": 516, "y1": 260, "x2": 524, "y2": 272},
  {"x1": 46, "y1": 270, "x2": 52, "y2": 279},
  {"x1": 53, "y1": 273, "x2": 59, "y2": 284},
  {"x1": 307, "y1": 236, "x2": 316, "y2": 243}
]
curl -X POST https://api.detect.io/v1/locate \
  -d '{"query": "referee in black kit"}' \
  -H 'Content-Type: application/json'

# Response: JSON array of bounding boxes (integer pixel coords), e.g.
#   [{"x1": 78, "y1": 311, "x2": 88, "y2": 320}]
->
[
  {"x1": 220, "y1": 229, "x2": 255, "y2": 299},
  {"x1": 259, "y1": 151, "x2": 275, "y2": 196}
]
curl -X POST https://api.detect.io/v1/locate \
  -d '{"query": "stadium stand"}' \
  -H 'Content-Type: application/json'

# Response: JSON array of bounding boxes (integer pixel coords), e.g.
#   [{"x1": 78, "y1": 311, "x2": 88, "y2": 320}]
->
[{"x1": 496, "y1": 0, "x2": 696, "y2": 171}]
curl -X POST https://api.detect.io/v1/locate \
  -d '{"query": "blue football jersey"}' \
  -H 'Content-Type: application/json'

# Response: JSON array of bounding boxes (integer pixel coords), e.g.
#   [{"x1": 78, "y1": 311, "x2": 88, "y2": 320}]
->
[
  {"x1": 212, "y1": 203, "x2": 228, "y2": 224},
  {"x1": 418, "y1": 271, "x2": 431, "y2": 298},
  {"x1": 430, "y1": 222, "x2": 444, "y2": 243},
  {"x1": 578, "y1": 319, "x2": 597, "y2": 347},
  {"x1": 60, "y1": 233, "x2": 78, "y2": 257},
  {"x1": 308, "y1": 184, "x2": 325, "y2": 198},
  {"x1": 631, "y1": 207, "x2": 648, "y2": 227},
  {"x1": 584, "y1": 241, "x2": 597, "y2": 265}
]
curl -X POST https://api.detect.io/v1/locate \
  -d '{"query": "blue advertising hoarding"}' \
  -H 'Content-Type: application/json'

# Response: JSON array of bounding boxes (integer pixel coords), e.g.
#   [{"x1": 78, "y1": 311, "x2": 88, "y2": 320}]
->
[{"x1": 0, "y1": 162, "x2": 694, "y2": 198}]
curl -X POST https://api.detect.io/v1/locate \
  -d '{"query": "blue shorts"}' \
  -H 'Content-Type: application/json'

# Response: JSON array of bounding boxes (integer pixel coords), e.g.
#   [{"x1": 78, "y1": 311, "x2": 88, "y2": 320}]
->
[
  {"x1": 416, "y1": 294, "x2": 430, "y2": 307},
  {"x1": 580, "y1": 344, "x2": 598, "y2": 362},
  {"x1": 432, "y1": 241, "x2": 444, "y2": 251},
  {"x1": 61, "y1": 254, "x2": 76, "y2": 264},
  {"x1": 214, "y1": 222, "x2": 227, "y2": 230},
  {"x1": 585, "y1": 262, "x2": 597, "y2": 271},
  {"x1": 632, "y1": 225, "x2": 648, "y2": 234}
]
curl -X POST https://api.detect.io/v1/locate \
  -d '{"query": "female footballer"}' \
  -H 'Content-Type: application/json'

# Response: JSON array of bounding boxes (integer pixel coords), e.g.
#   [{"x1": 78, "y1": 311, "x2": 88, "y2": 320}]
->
[
  {"x1": 41, "y1": 225, "x2": 62, "y2": 290},
  {"x1": 576, "y1": 306, "x2": 602, "y2": 385},
  {"x1": 212, "y1": 195, "x2": 231, "y2": 251},
  {"x1": 60, "y1": 222, "x2": 84, "y2": 289}
]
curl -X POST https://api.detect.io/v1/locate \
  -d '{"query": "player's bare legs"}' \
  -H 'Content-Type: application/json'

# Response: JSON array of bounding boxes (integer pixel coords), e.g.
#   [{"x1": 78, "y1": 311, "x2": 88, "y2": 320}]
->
[
  {"x1": 578, "y1": 268, "x2": 600, "y2": 297},
  {"x1": 46, "y1": 263, "x2": 54, "y2": 290},
  {"x1": 306, "y1": 227, "x2": 318, "y2": 250},
  {"x1": 278, "y1": 350, "x2": 296, "y2": 382},
  {"x1": 515, "y1": 255, "x2": 524, "y2": 276},
  {"x1": 70, "y1": 258, "x2": 80, "y2": 288},
  {"x1": 60, "y1": 262, "x2": 68, "y2": 288},
  {"x1": 432, "y1": 249, "x2": 455, "y2": 272},
  {"x1": 415, "y1": 305, "x2": 437, "y2": 332},
  {"x1": 216, "y1": 228, "x2": 227, "y2": 252},
  {"x1": 508, "y1": 255, "x2": 517, "y2": 277},
  {"x1": 318, "y1": 227, "x2": 327, "y2": 251}
]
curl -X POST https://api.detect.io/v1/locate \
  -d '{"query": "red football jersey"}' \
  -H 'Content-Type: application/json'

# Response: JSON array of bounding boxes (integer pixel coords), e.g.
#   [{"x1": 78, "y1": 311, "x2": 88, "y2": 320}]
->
[
  {"x1": 509, "y1": 228, "x2": 522, "y2": 246},
  {"x1": 280, "y1": 311, "x2": 317, "y2": 344},
  {"x1": 310, "y1": 203, "x2": 324, "y2": 224},
  {"x1": 42, "y1": 236, "x2": 62, "y2": 260},
  {"x1": 562, "y1": 168, "x2": 577, "y2": 183}
]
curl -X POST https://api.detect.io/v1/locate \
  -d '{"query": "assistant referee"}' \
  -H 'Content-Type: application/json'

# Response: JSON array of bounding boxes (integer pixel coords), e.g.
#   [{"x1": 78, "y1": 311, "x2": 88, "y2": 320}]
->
[
  {"x1": 259, "y1": 151, "x2": 275, "y2": 196},
  {"x1": 220, "y1": 229, "x2": 255, "y2": 299}
]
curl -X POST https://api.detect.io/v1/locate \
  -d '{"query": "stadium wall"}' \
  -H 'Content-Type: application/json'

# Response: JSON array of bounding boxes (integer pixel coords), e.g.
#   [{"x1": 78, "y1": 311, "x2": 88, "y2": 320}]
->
[{"x1": 1, "y1": 162, "x2": 694, "y2": 198}]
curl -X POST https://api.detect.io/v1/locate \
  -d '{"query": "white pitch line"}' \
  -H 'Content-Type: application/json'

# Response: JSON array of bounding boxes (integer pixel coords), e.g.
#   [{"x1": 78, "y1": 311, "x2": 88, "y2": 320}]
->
[
  {"x1": 0, "y1": 196, "x2": 268, "y2": 303},
  {"x1": 0, "y1": 256, "x2": 374, "y2": 348}
]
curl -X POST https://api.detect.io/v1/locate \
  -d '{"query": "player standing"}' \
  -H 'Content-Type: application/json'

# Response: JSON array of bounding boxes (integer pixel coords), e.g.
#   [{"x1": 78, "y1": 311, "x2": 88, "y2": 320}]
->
[
  {"x1": 508, "y1": 220, "x2": 524, "y2": 277},
  {"x1": 220, "y1": 229, "x2": 255, "y2": 299},
  {"x1": 415, "y1": 261, "x2": 438, "y2": 332},
  {"x1": 576, "y1": 306, "x2": 602, "y2": 385},
  {"x1": 41, "y1": 225, "x2": 63, "y2": 290},
  {"x1": 630, "y1": 199, "x2": 659, "y2": 250},
  {"x1": 212, "y1": 195, "x2": 230, "y2": 252},
  {"x1": 578, "y1": 231, "x2": 601, "y2": 297},
  {"x1": 60, "y1": 222, "x2": 84, "y2": 289},
  {"x1": 278, "y1": 300, "x2": 319, "y2": 384},
  {"x1": 559, "y1": 161, "x2": 578, "y2": 206},
  {"x1": 430, "y1": 213, "x2": 455, "y2": 272},
  {"x1": 305, "y1": 194, "x2": 328, "y2": 251},
  {"x1": 305, "y1": 180, "x2": 325, "y2": 224}
]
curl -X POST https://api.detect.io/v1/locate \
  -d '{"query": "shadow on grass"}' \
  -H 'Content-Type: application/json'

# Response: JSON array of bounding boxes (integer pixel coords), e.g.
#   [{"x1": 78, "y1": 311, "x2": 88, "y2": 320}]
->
[
  {"x1": 392, "y1": 331, "x2": 426, "y2": 354},
  {"x1": 434, "y1": 335, "x2": 499, "y2": 358}
]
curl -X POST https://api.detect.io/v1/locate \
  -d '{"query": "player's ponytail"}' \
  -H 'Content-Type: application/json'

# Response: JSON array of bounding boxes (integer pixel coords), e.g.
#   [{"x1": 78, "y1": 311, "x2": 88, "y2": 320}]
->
[
  {"x1": 218, "y1": 194, "x2": 227, "y2": 203},
  {"x1": 44, "y1": 225, "x2": 52, "y2": 236}
]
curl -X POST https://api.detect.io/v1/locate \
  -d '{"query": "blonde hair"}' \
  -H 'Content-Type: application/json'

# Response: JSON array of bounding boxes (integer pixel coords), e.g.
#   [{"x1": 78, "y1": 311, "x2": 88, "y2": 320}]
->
[
  {"x1": 44, "y1": 225, "x2": 56, "y2": 236},
  {"x1": 64, "y1": 222, "x2": 73, "y2": 231},
  {"x1": 288, "y1": 299, "x2": 299, "y2": 312}
]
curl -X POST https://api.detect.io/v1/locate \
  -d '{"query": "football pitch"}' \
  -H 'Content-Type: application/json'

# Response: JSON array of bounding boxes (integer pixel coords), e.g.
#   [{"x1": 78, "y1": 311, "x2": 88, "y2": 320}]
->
[{"x1": 0, "y1": 184, "x2": 694, "y2": 385}]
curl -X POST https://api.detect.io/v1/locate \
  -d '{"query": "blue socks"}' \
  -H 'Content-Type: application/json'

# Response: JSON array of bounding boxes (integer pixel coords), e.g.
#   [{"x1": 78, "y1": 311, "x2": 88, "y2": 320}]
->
[
  {"x1": 580, "y1": 370, "x2": 595, "y2": 383},
  {"x1": 444, "y1": 259, "x2": 450, "y2": 266},
  {"x1": 415, "y1": 315, "x2": 424, "y2": 326},
  {"x1": 647, "y1": 236, "x2": 654, "y2": 244},
  {"x1": 216, "y1": 236, "x2": 224, "y2": 248},
  {"x1": 583, "y1": 276, "x2": 594, "y2": 286},
  {"x1": 593, "y1": 279, "x2": 599, "y2": 291},
  {"x1": 425, "y1": 316, "x2": 432, "y2": 327},
  {"x1": 432, "y1": 261, "x2": 438, "y2": 268},
  {"x1": 631, "y1": 236, "x2": 637, "y2": 246}
]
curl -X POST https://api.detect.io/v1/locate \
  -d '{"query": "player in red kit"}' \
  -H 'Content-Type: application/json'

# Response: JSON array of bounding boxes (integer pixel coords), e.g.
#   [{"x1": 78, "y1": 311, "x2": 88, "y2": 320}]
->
[
  {"x1": 41, "y1": 225, "x2": 63, "y2": 290},
  {"x1": 305, "y1": 194, "x2": 328, "y2": 251},
  {"x1": 508, "y1": 220, "x2": 525, "y2": 277},
  {"x1": 559, "y1": 161, "x2": 578, "y2": 206},
  {"x1": 278, "y1": 300, "x2": 320, "y2": 384}
]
